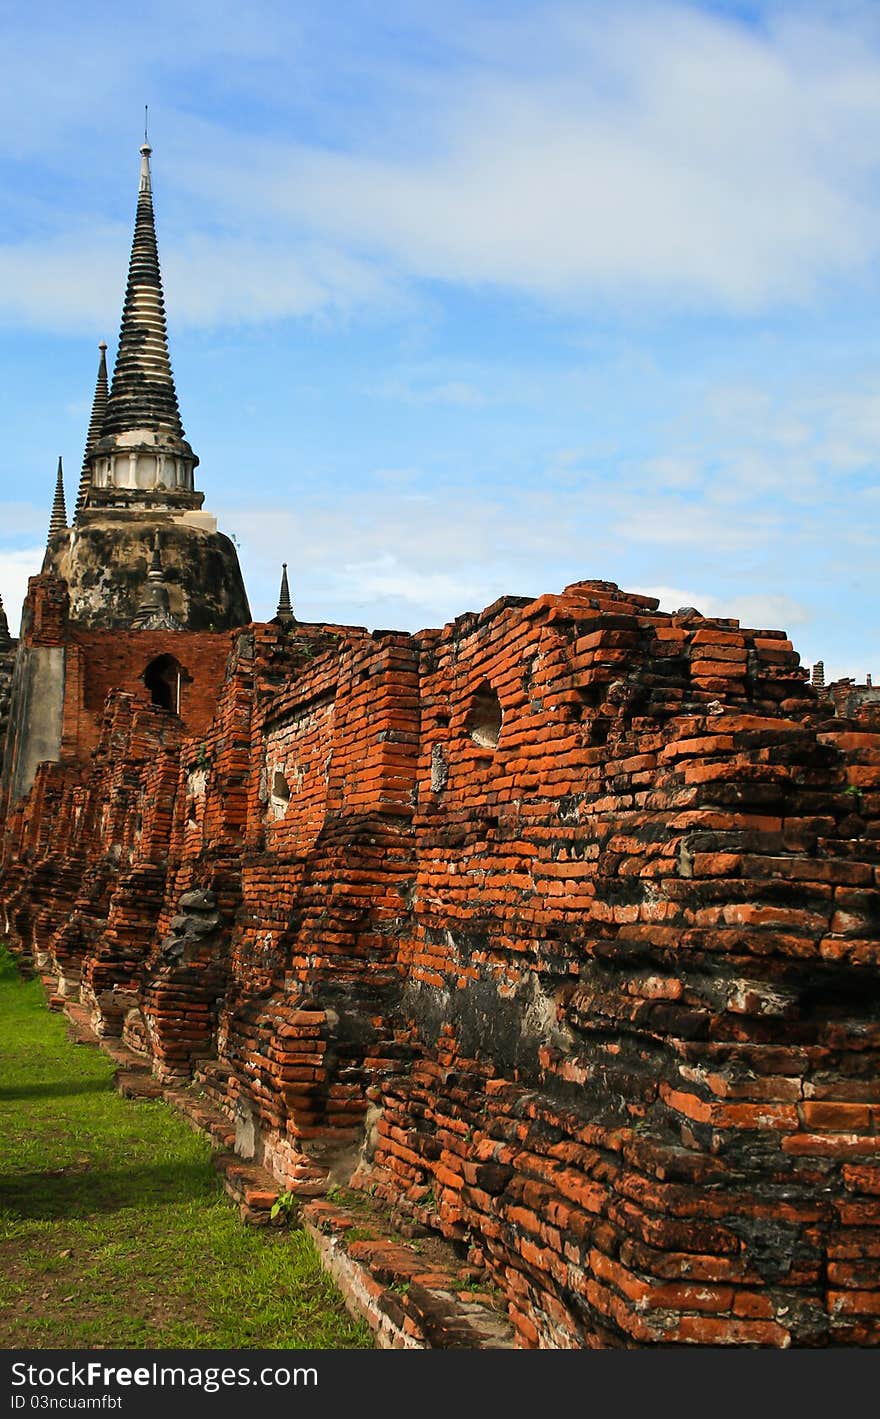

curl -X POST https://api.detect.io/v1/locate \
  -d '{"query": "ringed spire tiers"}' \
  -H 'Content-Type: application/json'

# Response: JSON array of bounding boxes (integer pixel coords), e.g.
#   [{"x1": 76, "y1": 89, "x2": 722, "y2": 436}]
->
[
  {"x1": 74, "y1": 343, "x2": 109, "y2": 522},
  {"x1": 275, "y1": 562, "x2": 294, "y2": 626},
  {"x1": 42, "y1": 456, "x2": 68, "y2": 571},
  {"x1": 131, "y1": 532, "x2": 182, "y2": 630},
  {"x1": 87, "y1": 141, "x2": 200, "y2": 510},
  {"x1": 47, "y1": 457, "x2": 68, "y2": 539}
]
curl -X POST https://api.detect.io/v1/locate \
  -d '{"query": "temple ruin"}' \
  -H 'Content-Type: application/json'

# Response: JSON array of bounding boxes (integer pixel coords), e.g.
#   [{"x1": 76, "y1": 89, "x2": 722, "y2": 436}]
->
[{"x1": 1, "y1": 143, "x2": 878, "y2": 1349}]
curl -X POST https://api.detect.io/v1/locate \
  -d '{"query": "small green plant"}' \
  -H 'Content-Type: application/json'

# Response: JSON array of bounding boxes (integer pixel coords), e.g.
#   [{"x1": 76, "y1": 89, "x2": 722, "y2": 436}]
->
[
  {"x1": 450, "y1": 1276, "x2": 486, "y2": 1294},
  {"x1": 420, "y1": 1186, "x2": 437, "y2": 1212},
  {"x1": 844, "y1": 784, "x2": 864, "y2": 805},
  {"x1": 389, "y1": 1279, "x2": 411, "y2": 1295},
  {"x1": 194, "y1": 743, "x2": 210, "y2": 771},
  {"x1": 345, "y1": 1226, "x2": 377, "y2": 1243},
  {"x1": 269, "y1": 1189, "x2": 297, "y2": 1222}
]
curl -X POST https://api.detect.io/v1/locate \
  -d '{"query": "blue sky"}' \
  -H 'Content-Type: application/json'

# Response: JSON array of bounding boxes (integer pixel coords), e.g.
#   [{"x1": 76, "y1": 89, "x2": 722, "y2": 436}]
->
[{"x1": 1, "y1": 0, "x2": 879, "y2": 681}]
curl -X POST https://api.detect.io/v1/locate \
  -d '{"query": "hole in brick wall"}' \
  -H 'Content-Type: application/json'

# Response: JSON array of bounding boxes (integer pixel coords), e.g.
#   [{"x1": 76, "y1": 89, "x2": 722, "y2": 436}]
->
[
  {"x1": 272, "y1": 770, "x2": 291, "y2": 804},
  {"x1": 144, "y1": 654, "x2": 185, "y2": 714},
  {"x1": 435, "y1": 711, "x2": 451, "y2": 727},
  {"x1": 267, "y1": 766, "x2": 296, "y2": 821},
  {"x1": 466, "y1": 683, "x2": 503, "y2": 749},
  {"x1": 589, "y1": 714, "x2": 611, "y2": 746},
  {"x1": 800, "y1": 975, "x2": 880, "y2": 1019},
  {"x1": 576, "y1": 682, "x2": 605, "y2": 711}
]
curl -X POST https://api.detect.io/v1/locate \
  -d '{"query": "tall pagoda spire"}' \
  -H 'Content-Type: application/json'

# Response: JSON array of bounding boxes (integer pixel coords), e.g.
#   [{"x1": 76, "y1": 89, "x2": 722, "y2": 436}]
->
[
  {"x1": 87, "y1": 141, "x2": 199, "y2": 506},
  {"x1": 102, "y1": 143, "x2": 183, "y2": 440},
  {"x1": 47, "y1": 457, "x2": 68, "y2": 540},
  {"x1": 41, "y1": 137, "x2": 250, "y2": 638},
  {"x1": 275, "y1": 562, "x2": 294, "y2": 626},
  {"x1": 74, "y1": 342, "x2": 109, "y2": 522},
  {"x1": 0, "y1": 591, "x2": 10, "y2": 649}
]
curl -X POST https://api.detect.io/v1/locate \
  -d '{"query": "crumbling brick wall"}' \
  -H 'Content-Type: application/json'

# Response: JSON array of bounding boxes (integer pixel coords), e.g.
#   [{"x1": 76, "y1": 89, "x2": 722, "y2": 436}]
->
[
  {"x1": 60, "y1": 627, "x2": 233, "y2": 761},
  {"x1": 0, "y1": 634, "x2": 17, "y2": 790},
  {"x1": 360, "y1": 583, "x2": 880, "y2": 1346},
  {"x1": 1, "y1": 581, "x2": 878, "y2": 1347},
  {"x1": 161, "y1": 624, "x2": 420, "y2": 1185},
  {"x1": 0, "y1": 692, "x2": 183, "y2": 1005}
]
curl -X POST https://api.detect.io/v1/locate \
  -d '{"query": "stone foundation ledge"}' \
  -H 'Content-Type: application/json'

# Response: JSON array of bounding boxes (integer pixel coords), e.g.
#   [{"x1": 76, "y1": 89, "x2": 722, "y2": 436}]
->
[{"x1": 58, "y1": 996, "x2": 516, "y2": 1350}]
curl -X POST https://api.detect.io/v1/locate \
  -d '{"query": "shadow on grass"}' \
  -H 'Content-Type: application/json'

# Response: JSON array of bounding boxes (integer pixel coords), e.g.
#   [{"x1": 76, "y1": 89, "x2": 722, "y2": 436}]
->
[
  {"x1": 0, "y1": 1079, "x2": 113, "y2": 1101},
  {"x1": 0, "y1": 1161, "x2": 216, "y2": 1220}
]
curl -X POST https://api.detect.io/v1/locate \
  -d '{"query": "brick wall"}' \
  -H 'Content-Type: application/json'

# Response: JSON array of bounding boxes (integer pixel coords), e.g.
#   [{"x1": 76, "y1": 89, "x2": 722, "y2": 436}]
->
[
  {"x1": 2, "y1": 582, "x2": 878, "y2": 1346},
  {"x1": 361, "y1": 584, "x2": 880, "y2": 1346},
  {"x1": 0, "y1": 635, "x2": 18, "y2": 786},
  {"x1": 61, "y1": 627, "x2": 233, "y2": 761}
]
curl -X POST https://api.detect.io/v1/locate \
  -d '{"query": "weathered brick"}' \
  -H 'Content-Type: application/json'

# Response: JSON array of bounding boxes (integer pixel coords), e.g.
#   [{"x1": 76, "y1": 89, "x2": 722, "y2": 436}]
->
[{"x1": 3, "y1": 577, "x2": 879, "y2": 1350}]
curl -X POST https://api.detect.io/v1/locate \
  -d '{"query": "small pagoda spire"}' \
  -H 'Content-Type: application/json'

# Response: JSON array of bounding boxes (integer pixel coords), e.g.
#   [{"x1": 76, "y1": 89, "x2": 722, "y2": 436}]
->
[
  {"x1": 0, "y1": 591, "x2": 11, "y2": 649},
  {"x1": 131, "y1": 532, "x2": 181, "y2": 630},
  {"x1": 811, "y1": 660, "x2": 825, "y2": 691},
  {"x1": 47, "y1": 457, "x2": 68, "y2": 540},
  {"x1": 41, "y1": 457, "x2": 69, "y2": 572},
  {"x1": 101, "y1": 141, "x2": 184, "y2": 441},
  {"x1": 275, "y1": 562, "x2": 294, "y2": 626},
  {"x1": 74, "y1": 342, "x2": 109, "y2": 522}
]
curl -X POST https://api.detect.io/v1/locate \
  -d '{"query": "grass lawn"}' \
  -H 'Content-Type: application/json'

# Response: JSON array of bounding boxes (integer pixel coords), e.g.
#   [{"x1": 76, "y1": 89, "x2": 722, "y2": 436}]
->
[{"x1": 0, "y1": 947, "x2": 373, "y2": 1349}]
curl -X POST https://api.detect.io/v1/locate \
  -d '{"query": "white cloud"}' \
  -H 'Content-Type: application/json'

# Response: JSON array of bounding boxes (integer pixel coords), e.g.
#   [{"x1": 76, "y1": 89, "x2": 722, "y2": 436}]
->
[
  {"x1": 0, "y1": 230, "x2": 128, "y2": 333},
  {"x1": 164, "y1": 238, "x2": 401, "y2": 329},
  {"x1": 633, "y1": 583, "x2": 851, "y2": 681},
  {"x1": 635, "y1": 584, "x2": 811, "y2": 630},
  {"x1": 368, "y1": 378, "x2": 489, "y2": 408},
  {"x1": 172, "y1": 4, "x2": 880, "y2": 314},
  {"x1": 4, "y1": 5, "x2": 880, "y2": 327},
  {"x1": 311, "y1": 553, "x2": 505, "y2": 624},
  {"x1": 613, "y1": 496, "x2": 783, "y2": 552},
  {"x1": 0, "y1": 547, "x2": 42, "y2": 636},
  {"x1": 0, "y1": 231, "x2": 398, "y2": 334},
  {"x1": 0, "y1": 503, "x2": 46, "y2": 539}
]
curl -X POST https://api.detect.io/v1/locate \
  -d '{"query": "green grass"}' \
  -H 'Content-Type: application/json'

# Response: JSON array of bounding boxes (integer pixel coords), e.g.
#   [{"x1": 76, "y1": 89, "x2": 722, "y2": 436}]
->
[{"x1": 0, "y1": 947, "x2": 373, "y2": 1349}]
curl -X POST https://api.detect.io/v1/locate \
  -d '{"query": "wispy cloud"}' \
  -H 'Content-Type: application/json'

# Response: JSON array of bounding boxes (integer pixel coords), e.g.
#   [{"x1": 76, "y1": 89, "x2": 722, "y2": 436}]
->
[
  {"x1": 4, "y1": 4, "x2": 880, "y2": 327},
  {"x1": 0, "y1": 231, "x2": 399, "y2": 334},
  {"x1": 635, "y1": 583, "x2": 812, "y2": 629},
  {"x1": 0, "y1": 503, "x2": 47, "y2": 540},
  {"x1": 0, "y1": 547, "x2": 43, "y2": 635},
  {"x1": 213, "y1": 344, "x2": 880, "y2": 674},
  {"x1": 367, "y1": 377, "x2": 489, "y2": 408}
]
